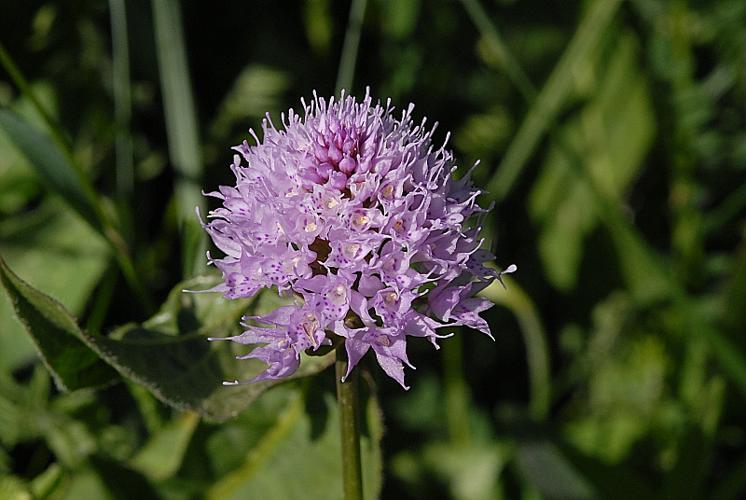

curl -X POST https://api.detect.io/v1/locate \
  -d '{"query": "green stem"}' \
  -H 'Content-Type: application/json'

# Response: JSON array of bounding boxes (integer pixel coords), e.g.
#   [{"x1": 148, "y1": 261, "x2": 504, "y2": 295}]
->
[
  {"x1": 335, "y1": 345, "x2": 363, "y2": 500},
  {"x1": 443, "y1": 336, "x2": 472, "y2": 446},
  {"x1": 481, "y1": 276, "x2": 551, "y2": 421}
]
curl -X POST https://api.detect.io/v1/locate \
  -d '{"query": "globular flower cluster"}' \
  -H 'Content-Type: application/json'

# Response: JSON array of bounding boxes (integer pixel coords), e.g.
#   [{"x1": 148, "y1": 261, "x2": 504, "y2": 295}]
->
[{"x1": 203, "y1": 90, "x2": 509, "y2": 389}]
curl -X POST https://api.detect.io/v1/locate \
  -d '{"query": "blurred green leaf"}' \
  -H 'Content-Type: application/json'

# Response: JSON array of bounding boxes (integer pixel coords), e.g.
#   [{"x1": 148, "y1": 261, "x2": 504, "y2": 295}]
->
[
  {"x1": 381, "y1": 0, "x2": 421, "y2": 41},
  {"x1": 0, "y1": 109, "x2": 100, "y2": 231},
  {"x1": 151, "y1": 0, "x2": 205, "y2": 278},
  {"x1": 208, "y1": 65, "x2": 290, "y2": 145},
  {"x1": 30, "y1": 464, "x2": 65, "y2": 500},
  {"x1": 424, "y1": 442, "x2": 508, "y2": 500},
  {"x1": 58, "y1": 457, "x2": 159, "y2": 500},
  {"x1": 529, "y1": 33, "x2": 655, "y2": 291},
  {"x1": 0, "y1": 202, "x2": 109, "y2": 371},
  {"x1": 0, "y1": 475, "x2": 31, "y2": 500},
  {"x1": 454, "y1": 108, "x2": 513, "y2": 164},
  {"x1": 129, "y1": 412, "x2": 199, "y2": 480},
  {"x1": 722, "y1": 244, "x2": 746, "y2": 338},
  {"x1": 0, "y1": 254, "x2": 118, "y2": 391},
  {"x1": 0, "y1": 116, "x2": 40, "y2": 213},
  {"x1": 335, "y1": 0, "x2": 367, "y2": 94},
  {"x1": 0, "y1": 264, "x2": 334, "y2": 420},
  {"x1": 461, "y1": 0, "x2": 536, "y2": 101},
  {"x1": 481, "y1": 276, "x2": 551, "y2": 421},
  {"x1": 487, "y1": 0, "x2": 623, "y2": 199},
  {"x1": 206, "y1": 387, "x2": 382, "y2": 500},
  {"x1": 45, "y1": 417, "x2": 97, "y2": 467},
  {"x1": 515, "y1": 440, "x2": 595, "y2": 500},
  {"x1": 606, "y1": 220, "x2": 674, "y2": 306},
  {"x1": 109, "y1": 0, "x2": 134, "y2": 200},
  {"x1": 554, "y1": 440, "x2": 657, "y2": 500},
  {"x1": 303, "y1": 0, "x2": 333, "y2": 55}
]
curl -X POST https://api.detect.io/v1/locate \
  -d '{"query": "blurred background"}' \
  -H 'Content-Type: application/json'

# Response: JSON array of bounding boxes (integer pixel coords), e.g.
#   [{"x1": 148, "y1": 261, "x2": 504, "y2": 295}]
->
[{"x1": 1, "y1": 0, "x2": 745, "y2": 499}]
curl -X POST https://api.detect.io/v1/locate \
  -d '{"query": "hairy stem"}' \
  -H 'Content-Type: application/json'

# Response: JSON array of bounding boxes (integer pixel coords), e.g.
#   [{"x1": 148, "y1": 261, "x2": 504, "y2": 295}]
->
[{"x1": 335, "y1": 345, "x2": 363, "y2": 500}]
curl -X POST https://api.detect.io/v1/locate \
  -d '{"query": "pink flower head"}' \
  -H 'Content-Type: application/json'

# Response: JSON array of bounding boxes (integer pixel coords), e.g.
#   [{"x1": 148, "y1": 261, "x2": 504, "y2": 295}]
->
[{"x1": 203, "y1": 90, "x2": 511, "y2": 388}]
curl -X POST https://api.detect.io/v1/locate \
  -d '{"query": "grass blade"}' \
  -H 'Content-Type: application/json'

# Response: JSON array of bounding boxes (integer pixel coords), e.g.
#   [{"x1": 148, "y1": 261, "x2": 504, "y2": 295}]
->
[
  {"x1": 0, "y1": 46, "x2": 152, "y2": 311},
  {"x1": 460, "y1": 0, "x2": 537, "y2": 101},
  {"x1": 0, "y1": 110, "x2": 100, "y2": 228},
  {"x1": 485, "y1": 0, "x2": 622, "y2": 200},
  {"x1": 151, "y1": 0, "x2": 205, "y2": 277},
  {"x1": 335, "y1": 0, "x2": 368, "y2": 94},
  {"x1": 109, "y1": 0, "x2": 134, "y2": 200}
]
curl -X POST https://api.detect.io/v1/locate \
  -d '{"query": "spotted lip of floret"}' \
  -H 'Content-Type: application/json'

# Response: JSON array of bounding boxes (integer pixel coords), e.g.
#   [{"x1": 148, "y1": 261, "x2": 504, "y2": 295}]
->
[{"x1": 203, "y1": 90, "x2": 503, "y2": 389}]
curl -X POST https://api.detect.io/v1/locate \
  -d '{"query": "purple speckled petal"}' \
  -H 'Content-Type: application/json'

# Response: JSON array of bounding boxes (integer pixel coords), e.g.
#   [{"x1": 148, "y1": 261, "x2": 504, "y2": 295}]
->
[
  {"x1": 202, "y1": 89, "x2": 510, "y2": 387},
  {"x1": 343, "y1": 335, "x2": 371, "y2": 382}
]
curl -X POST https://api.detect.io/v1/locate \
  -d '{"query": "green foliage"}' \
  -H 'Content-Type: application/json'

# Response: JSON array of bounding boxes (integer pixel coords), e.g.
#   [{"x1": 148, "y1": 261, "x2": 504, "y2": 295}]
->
[
  {"x1": 0, "y1": 109, "x2": 100, "y2": 230},
  {"x1": 0, "y1": 201, "x2": 109, "y2": 370},
  {"x1": 0, "y1": 262, "x2": 334, "y2": 420},
  {"x1": 0, "y1": 254, "x2": 118, "y2": 391},
  {"x1": 0, "y1": 0, "x2": 745, "y2": 498}
]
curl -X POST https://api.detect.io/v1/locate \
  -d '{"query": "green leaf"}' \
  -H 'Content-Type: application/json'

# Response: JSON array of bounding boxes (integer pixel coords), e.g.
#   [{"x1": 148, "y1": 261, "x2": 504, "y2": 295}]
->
[
  {"x1": 0, "y1": 114, "x2": 40, "y2": 214},
  {"x1": 58, "y1": 457, "x2": 159, "y2": 500},
  {"x1": 0, "y1": 262, "x2": 334, "y2": 420},
  {"x1": 0, "y1": 202, "x2": 109, "y2": 371},
  {"x1": 0, "y1": 254, "x2": 118, "y2": 391},
  {"x1": 554, "y1": 440, "x2": 657, "y2": 500},
  {"x1": 206, "y1": 387, "x2": 383, "y2": 500},
  {"x1": 0, "y1": 475, "x2": 31, "y2": 500},
  {"x1": 129, "y1": 412, "x2": 199, "y2": 480},
  {"x1": 151, "y1": 0, "x2": 205, "y2": 277},
  {"x1": 30, "y1": 464, "x2": 65, "y2": 500},
  {"x1": 0, "y1": 109, "x2": 100, "y2": 230},
  {"x1": 208, "y1": 64, "x2": 290, "y2": 142},
  {"x1": 529, "y1": 33, "x2": 655, "y2": 291},
  {"x1": 487, "y1": 0, "x2": 623, "y2": 199},
  {"x1": 416, "y1": 440, "x2": 510, "y2": 500},
  {"x1": 335, "y1": 0, "x2": 367, "y2": 94},
  {"x1": 516, "y1": 440, "x2": 595, "y2": 500}
]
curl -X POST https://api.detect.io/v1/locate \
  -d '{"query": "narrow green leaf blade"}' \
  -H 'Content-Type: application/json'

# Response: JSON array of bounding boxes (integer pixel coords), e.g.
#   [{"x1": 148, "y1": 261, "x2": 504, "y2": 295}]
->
[
  {"x1": 0, "y1": 109, "x2": 100, "y2": 230},
  {"x1": 487, "y1": 0, "x2": 623, "y2": 199},
  {"x1": 151, "y1": 0, "x2": 205, "y2": 277}
]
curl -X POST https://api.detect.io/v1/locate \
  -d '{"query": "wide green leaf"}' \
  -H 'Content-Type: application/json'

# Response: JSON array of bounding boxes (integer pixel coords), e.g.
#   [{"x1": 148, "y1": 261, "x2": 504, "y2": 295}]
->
[
  {"x1": 129, "y1": 412, "x2": 200, "y2": 480},
  {"x1": 206, "y1": 386, "x2": 383, "y2": 500},
  {"x1": 0, "y1": 202, "x2": 109, "y2": 371},
  {"x1": 516, "y1": 440, "x2": 595, "y2": 500},
  {"x1": 0, "y1": 254, "x2": 118, "y2": 391},
  {"x1": 101, "y1": 274, "x2": 335, "y2": 420},
  {"x1": 0, "y1": 259, "x2": 334, "y2": 420}
]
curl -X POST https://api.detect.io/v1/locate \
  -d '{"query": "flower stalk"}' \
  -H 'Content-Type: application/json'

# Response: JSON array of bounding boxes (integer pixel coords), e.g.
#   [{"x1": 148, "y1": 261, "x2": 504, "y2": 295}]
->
[{"x1": 336, "y1": 345, "x2": 363, "y2": 500}]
